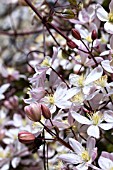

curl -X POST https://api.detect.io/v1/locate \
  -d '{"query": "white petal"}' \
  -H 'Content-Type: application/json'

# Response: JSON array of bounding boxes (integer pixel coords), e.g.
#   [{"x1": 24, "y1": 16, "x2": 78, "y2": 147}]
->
[
  {"x1": 56, "y1": 100, "x2": 71, "y2": 109},
  {"x1": 0, "y1": 84, "x2": 10, "y2": 94},
  {"x1": 104, "y1": 111, "x2": 113, "y2": 122},
  {"x1": 65, "y1": 87, "x2": 80, "y2": 99},
  {"x1": 1, "y1": 163, "x2": 10, "y2": 170},
  {"x1": 96, "y1": 4, "x2": 108, "y2": 21},
  {"x1": 71, "y1": 112, "x2": 91, "y2": 125},
  {"x1": 101, "y1": 60, "x2": 113, "y2": 73},
  {"x1": 59, "y1": 153, "x2": 82, "y2": 164},
  {"x1": 69, "y1": 138, "x2": 84, "y2": 154},
  {"x1": 85, "y1": 65, "x2": 103, "y2": 85},
  {"x1": 98, "y1": 156, "x2": 113, "y2": 169},
  {"x1": 104, "y1": 22, "x2": 113, "y2": 34},
  {"x1": 54, "y1": 83, "x2": 67, "y2": 99},
  {"x1": 11, "y1": 157, "x2": 21, "y2": 168},
  {"x1": 87, "y1": 125, "x2": 100, "y2": 138},
  {"x1": 99, "y1": 123, "x2": 113, "y2": 130}
]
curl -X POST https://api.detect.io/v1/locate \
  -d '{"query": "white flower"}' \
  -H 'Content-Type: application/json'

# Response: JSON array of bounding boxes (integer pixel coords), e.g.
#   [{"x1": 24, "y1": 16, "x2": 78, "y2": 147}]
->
[
  {"x1": 59, "y1": 137, "x2": 97, "y2": 170},
  {"x1": 71, "y1": 111, "x2": 113, "y2": 138},
  {"x1": 69, "y1": 65, "x2": 103, "y2": 96},
  {"x1": 41, "y1": 83, "x2": 71, "y2": 113},
  {"x1": 96, "y1": 0, "x2": 113, "y2": 34}
]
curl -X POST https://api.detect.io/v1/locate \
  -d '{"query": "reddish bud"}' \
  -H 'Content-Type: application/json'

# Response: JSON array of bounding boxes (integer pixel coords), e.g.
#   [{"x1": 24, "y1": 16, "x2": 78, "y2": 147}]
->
[
  {"x1": 71, "y1": 29, "x2": 81, "y2": 40},
  {"x1": 24, "y1": 103, "x2": 41, "y2": 122},
  {"x1": 67, "y1": 40, "x2": 78, "y2": 49},
  {"x1": 41, "y1": 104, "x2": 51, "y2": 119},
  {"x1": 18, "y1": 131, "x2": 35, "y2": 144},
  {"x1": 91, "y1": 30, "x2": 97, "y2": 40}
]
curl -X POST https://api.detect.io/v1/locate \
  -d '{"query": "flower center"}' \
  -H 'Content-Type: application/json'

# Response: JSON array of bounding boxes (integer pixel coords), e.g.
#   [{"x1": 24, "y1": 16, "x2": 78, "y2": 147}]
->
[
  {"x1": 41, "y1": 58, "x2": 50, "y2": 67},
  {"x1": 95, "y1": 75, "x2": 107, "y2": 87},
  {"x1": 78, "y1": 75, "x2": 85, "y2": 87},
  {"x1": 86, "y1": 35, "x2": 92, "y2": 43},
  {"x1": 81, "y1": 150, "x2": 90, "y2": 162},
  {"x1": 110, "y1": 167, "x2": 113, "y2": 170},
  {"x1": 92, "y1": 112, "x2": 101, "y2": 125},
  {"x1": 48, "y1": 95, "x2": 55, "y2": 104},
  {"x1": 71, "y1": 92, "x2": 84, "y2": 103},
  {"x1": 108, "y1": 13, "x2": 113, "y2": 22},
  {"x1": 0, "y1": 152, "x2": 5, "y2": 158}
]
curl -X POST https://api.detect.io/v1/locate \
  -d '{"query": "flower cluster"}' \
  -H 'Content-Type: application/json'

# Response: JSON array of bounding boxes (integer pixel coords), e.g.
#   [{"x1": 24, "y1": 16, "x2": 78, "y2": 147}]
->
[{"x1": 1, "y1": 0, "x2": 113, "y2": 169}]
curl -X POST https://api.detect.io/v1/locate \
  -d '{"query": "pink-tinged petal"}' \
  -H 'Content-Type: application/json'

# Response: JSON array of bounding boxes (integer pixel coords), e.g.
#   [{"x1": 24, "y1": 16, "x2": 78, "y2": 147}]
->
[
  {"x1": 69, "y1": 138, "x2": 84, "y2": 154},
  {"x1": 110, "y1": 35, "x2": 113, "y2": 49},
  {"x1": 71, "y1": 112, "x2": 91, "y2": 125},
  {"x1": 98, "y1": 156, "x2": 113, "y2": 169},
  {"x1": 101, "y1": 60, "x2": 113, "y2": 73},
  {"x1": 109, "y1": 0, "x2": 113, "y2": 13},
  {"x1": 87, "y1": 125, "x2": 100, "y2": 138},
  {"x1": 85, "y1": 65, "x2": 103, "y2": 85},
  {"x1": 59, "y1": 153, "x2": 82, "y2": 164},
  {"x1": 91, "y1": 148, "x2": 97, "y2": 162},
  {"x1": 87, "y1": 137, "x2": 96, "y2": 155},
  {"x1": 99, "y1": 123, "x2": 113, "y2": 130},
  {"x1": 96, "y1": 4, "x2": 108, "y2": 21},
  {"x1": 104, "y1": 22, "x2": 113, "y2": 34},
  {"x1": 104, "y1": 111, "x2": 113, "y2": 122}
]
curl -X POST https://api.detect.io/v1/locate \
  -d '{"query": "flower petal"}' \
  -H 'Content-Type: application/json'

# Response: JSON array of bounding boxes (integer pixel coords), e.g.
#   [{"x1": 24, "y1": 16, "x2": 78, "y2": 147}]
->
[
  {"x1": 99, "y1": 123, "x2": 113, "y2": 130},
  {"x1": 85, "y1": 65, "x2": 103, "y2": 85},
  {"x1": 69, "y1": 138, "x2": 84, "y2": 154},
  {"x1": 71, "y1": 112, "x2": 91, "y2": 125},
  {"x1": 96, "y1": 4, "x2": 108, "y2": 21},
  {"x1": 59, "y1": 153, "x2": 82, "y2": 164},
  {"x1": 87, "y1": 125, "x2": 100, "y2": 138},
  {"x1": 101, "y1": 60, "x2": 113, "y2": 73},
  {"x1": 104, "y1": 22, "x2": 113, "y2": 34}
]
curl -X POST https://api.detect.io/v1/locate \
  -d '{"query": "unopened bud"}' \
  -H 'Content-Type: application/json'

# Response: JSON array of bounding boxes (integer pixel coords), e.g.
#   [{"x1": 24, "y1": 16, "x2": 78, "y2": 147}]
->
[
  {"x1": 67, "y1": 40, "x2": 78, "y2": 49},
  {"x1": 24, "y1": 103, "x2": 41, "y2": 122},
  {"x1": 18, "y1": 131, "x2": 35, "y2": 144},
  {"x1": 91, "y1": 30, "x2": 97, "y2": 40},
  {"x1": 41, "y1": 104, "x2": 51, "y2": 119},
  {"x1": 72, "y1": 29, "x2": 81, "y2": 40}
]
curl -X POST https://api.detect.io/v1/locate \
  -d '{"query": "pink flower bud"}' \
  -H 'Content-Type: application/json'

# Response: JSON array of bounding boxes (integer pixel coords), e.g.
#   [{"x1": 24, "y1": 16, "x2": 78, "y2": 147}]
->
[
  {"x1": 18, "y1": 131, "x2": 35, "y2": 144},
  {"x1": 24, "y1": 103, "x2": 41, "y2": 122},
  {"x1": 9, "y1": 96, "x2": 19, "y2": 108},
  {"x1": 91, "y1": 30, "x2": 97, "y2": 40},
  {"x1": 71, "y1": 28, "x2": 81, "y2": 40},
  {"x1": 67, "y1": 40, "x2": 78, "y2": 49},
  {"x1": 41, "y1": 104, "x2": 51, "y2": 119}
]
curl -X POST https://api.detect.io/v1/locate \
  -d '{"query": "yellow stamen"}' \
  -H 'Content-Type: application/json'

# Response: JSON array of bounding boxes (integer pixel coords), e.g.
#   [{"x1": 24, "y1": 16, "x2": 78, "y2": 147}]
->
[
  {"x1": 108, "y1": 13, "x2": 113, "y2": 22},
  {"x1": 81, "y1": 150, "x2": 90, "y2": 161}
]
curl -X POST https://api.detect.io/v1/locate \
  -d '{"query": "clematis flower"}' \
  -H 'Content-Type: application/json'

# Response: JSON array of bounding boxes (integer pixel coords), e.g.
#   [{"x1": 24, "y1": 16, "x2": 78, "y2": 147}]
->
[
  {"x1": 59, "y1": 137, "x2": 97, "y2": 170},
  {"x1": 71, "y1": 111, "x2": 113, "y2": 138},
  {"x1": 41, "y1": 83, "x2": 71, "y2": 113},
  {"x1": 96, "y1": 0, "x2": 113, "y2": 34}
]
